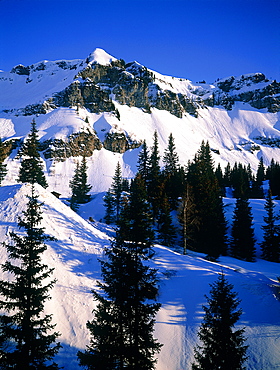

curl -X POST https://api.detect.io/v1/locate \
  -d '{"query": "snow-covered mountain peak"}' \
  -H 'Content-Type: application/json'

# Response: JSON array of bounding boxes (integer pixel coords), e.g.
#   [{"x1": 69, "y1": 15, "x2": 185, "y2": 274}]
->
[{"x1": 86, "y1": 48, "x2": 117, "y2": 66}]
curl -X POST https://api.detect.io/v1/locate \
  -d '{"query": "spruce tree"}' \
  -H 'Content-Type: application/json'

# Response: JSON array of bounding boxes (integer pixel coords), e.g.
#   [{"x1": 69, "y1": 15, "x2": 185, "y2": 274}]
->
[
  {"x1": 162, "y1": 133, "x2": 184, "y2": 209},
  {"x1": 70, "y1": 155, "x2": 92, "y2": 210},
  {"x1": 260, "y1": 190, "x2": 280, "y2": 262},
  {"x1": 0, "y1": 184, "x2": 61, "y2": 368},
  {"x1": 0, "y1": 137, "x2": 7, "y2": 186},
  {"x1": 147, "y1": 131, "x2": 162, "y2": 223},
  {"x1": 187, "y1": 141, "x2": 228, "y2": 259},
  {"x1": 18, "y1": 119, "x2": 48, "y2": 188},
  {"x1": 78, "y1": 174, "x2": 161, "y2": 369},
  {"x1": 192, "y1": 273, "x2": 248, "y2": 370},
  {"x1": 231, "y1": 197, "x2": 256, "y2": 262},
  {"x1": 157, "y1": 193, "x2": 176, "y2": 248},
  {"x1": 137, "y1": 140, "x2": 150, "y2": 187}
]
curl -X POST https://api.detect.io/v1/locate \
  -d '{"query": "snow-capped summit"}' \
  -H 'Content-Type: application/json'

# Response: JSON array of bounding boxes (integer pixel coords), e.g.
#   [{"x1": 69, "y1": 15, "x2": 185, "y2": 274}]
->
[{"x1": 86, "y1": 47, "x2": 117, "y2": 66}]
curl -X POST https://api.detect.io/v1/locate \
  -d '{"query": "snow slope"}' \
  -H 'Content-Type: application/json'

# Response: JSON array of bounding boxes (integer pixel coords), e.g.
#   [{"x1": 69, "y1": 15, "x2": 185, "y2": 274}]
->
[{"x1": 0, "y1": 183, "x2": 279, "y2": 369}]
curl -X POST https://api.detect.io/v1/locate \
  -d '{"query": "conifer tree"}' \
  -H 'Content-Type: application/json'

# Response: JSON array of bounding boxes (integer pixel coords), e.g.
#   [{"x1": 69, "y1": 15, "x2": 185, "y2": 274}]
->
[
  {"x1": 162, "y1": 133, "x2": 183, "y2": 209},
  {"x1": 18, "y1": 119, "x2": 48, "y2": 188},
  {"x1": 147, "y1": 131, "x2": 162, "y2": 223},
  {"x1": 0, "y1": 137, "x2": 7, "y2": 186},
  {"x1": 70, "y1": 155, "x2": 92, "y2": 210},
  {"x1": 137, "y1": 140, "x2": 150, "y2": 187},
  {"x1": 78, "y1": 174, "x2": 161, "y2": 369},
  {"x1": 157, "y1": 193, "x2": 176, "y2": 248},
  {"x1": 0, "y1": 184, "x2": 61, "y2": 368},
  {"x1": 192, "y1": 273, "x2": 248, "y2": 370},
  {"x1": 187, "y1": 141, "x2": 228, "y2": 259},
  {"x1": 111, "y1": 162, "x2": 123, "y2": 222},
  {"x1": 231, "y1": 197, "x2": 256, "y2": 262},
  {"x1": 260, "y1": 190, "x2": 280, "y2": 262}
]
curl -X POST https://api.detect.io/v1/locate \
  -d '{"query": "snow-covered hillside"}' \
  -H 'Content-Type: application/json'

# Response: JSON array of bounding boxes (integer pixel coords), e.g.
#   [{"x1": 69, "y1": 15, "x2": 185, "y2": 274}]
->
[
  {"x1": 0, "y1": 48, "x2": 280, "y2": 198},
  {"x1": 0, "y1": 183, "x2": 279, "y2": 369}
]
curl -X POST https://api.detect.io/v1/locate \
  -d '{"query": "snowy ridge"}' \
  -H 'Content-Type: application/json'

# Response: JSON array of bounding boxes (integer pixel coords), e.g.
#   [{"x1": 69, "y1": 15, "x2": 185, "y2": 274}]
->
[{"x1": 0, "y1": 183, "x2": 279, "y2": 369}]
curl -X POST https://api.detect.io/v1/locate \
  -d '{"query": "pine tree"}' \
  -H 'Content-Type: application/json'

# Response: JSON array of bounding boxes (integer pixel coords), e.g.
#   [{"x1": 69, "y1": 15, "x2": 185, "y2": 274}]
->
[
  {"x1": 157, "y1": 193, "x2": 177, "y2": 248},
  {"x1": 0, "y1": 184, "x2": 61, "y2": 368},
  {"x1": 111, "y1": 162, "x2": 123, "y2": 222},
  {"x1": 70, "y1": 155, "x2": 92, "y2": 210},
  {"x1": 162, "y1": 133, "x2": 184, "y2": 209},
  {"x1": 137, "y1": 140, "x2": 150, "y2": 187},
  {"x1": 147, "y1": 131, "x2": 162, "y2": 223},
  {"x1": 78, "y1": 175, "x2": 161, "y2": 369},
  {"x1": 192, "y1": 273, "x2": 248, "y2": 370},
  {"x1": 103, "y1": 190, "x2": 115, "y2": 225},
  {"x1": 231, "y1": 197, "x2": 256, "y2": 262},
  {"x1": 18, "y1": 119, "x2": 48, "y2": 188},
  {"x1": 260, "y1": 190, "x2": 280, "y2": 262},
  {"x1": 187, "y1": 141, "x2": 228, "y2": 259},
  {"x1": 0, "y1": 137, "x2": 7, "y2": 186}
]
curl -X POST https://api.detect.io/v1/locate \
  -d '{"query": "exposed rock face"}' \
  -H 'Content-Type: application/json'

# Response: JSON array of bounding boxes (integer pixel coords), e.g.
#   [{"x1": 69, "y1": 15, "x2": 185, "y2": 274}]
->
[
  {"x1": 42, "y1": 130, "x2": 102, "y2": 161},
  {"x1": 103, "y1": 132, "x2": 141, "y2": 153},
  {"x1": 2, "y1": 52, "x2": 280, "y2": 160},
  {"x1": 213, "y1": 73, "x2": 280, "y2": 112}
]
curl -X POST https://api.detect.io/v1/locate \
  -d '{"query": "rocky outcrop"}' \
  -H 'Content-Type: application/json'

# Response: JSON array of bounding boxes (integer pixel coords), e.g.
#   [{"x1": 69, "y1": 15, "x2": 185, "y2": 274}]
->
[
  {"x1": 103, "y1": 132, "x2": 141, "y2": 153},
  {"x1": 213, "y1": 73, "x2": 280, "y2": 112},
  {"x1": 42, "y1": 130, "x2": 102, "y2": 161}
]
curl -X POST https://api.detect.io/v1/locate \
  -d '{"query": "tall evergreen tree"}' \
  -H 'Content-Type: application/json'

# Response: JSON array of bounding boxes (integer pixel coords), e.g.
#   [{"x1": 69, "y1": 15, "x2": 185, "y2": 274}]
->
[
  {"x1": 187, "y1": 141, "x2": 228, "y2": 259},
  {"x1": 266, "y1": 159, "x2": 280, "y2": 197},
  {"x1": 137, "y1": 140, "x2": 150, "y2": 187},
  {"x1": 0, "y1": 137, "x2": 7, "y2": 186},
  {"x1": 0, "y1": 184, "x2": 61, "y2": 369},
  {"x1": 147, "y1": 131, "x2": 162, "y2": 223},
  {"x1": 157, "y1": 193, "x2": 176, "y2": 248},
  {"x1": 231, "y1": 197, "x2": 256, "y2": 262},
  {"x1": 18, "y1": 119, "x2": 48, "y2": 188},
  {"x1": 260, "y1": 190, "x2": 280, "y2": 262},
  {"x1": 162, "y1": 133, "x2": 184, "y2": 209},
  {"x1": 78, "y1": 174, "x2": 161, "y2": 369},
  {"x1": 192, "y1": 273, "x2": 248, "y2": 370},
  {"x1": 70, "y1": 155, "x2": 92, "y2": 210}
]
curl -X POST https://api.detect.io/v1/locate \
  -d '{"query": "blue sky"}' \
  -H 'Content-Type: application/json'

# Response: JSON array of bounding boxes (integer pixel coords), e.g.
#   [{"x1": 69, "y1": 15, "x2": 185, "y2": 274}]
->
[{"x1": 0, "y1": 0, "x2": 279, "y2": 83}]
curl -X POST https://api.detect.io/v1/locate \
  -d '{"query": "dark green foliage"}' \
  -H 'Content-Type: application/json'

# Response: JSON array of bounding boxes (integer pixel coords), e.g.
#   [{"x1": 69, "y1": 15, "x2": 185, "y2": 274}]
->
[
  {"x1": 17, "y1": 119, "x2": 48, "y2": 188},
  {"x1": 231, "y1": 198, "x2": 256, "y2": 262},
  {"x1": 187, "y1": 141, "x2": 228, "y2": 259},
  {"x1": 230, "y1": 163, "x2": 250, "y2": 199},
  {"x1": 0, "y1": 137, "x2": 7, "y2": 186},
  {"x1": 266, "y1": 159, "x2": 280, "y2": 197},
  {"x1": 0, "y1": 185, "x2": 61, "y2": 368},
  {"x1": 162, "y1": 133, "x2": 185, "y2": 209},
  {"x1": 157, "y1": 194, "x2": 176, "y2": 248},
  {"x1": 78, "y1": 175, "x2": 161, "y2": 369},
  {"x1": 192, "y1": 273, "x2": 248, "y2": 370},
  {"x1": 260, "y1": 190, "x2": 280, "y2": 262},
  {"x1": 137, "y1": 140, "x2": 150, "y2": 186},
  {"x1": 104, "y1": 162, "x2": 126, "y2": 224},
  {"x1": 70, "y1": 155, "x2": 92, "y2": 210},
  {"x1": 103, "y1": 191, "x2": 115, "y2": 224},
  {"x1": 147, "y1": 131, "x2": 162, "y2": 223},
  {"x1": 256, "y1": 157, "x2": 265, "y2": 185}
]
